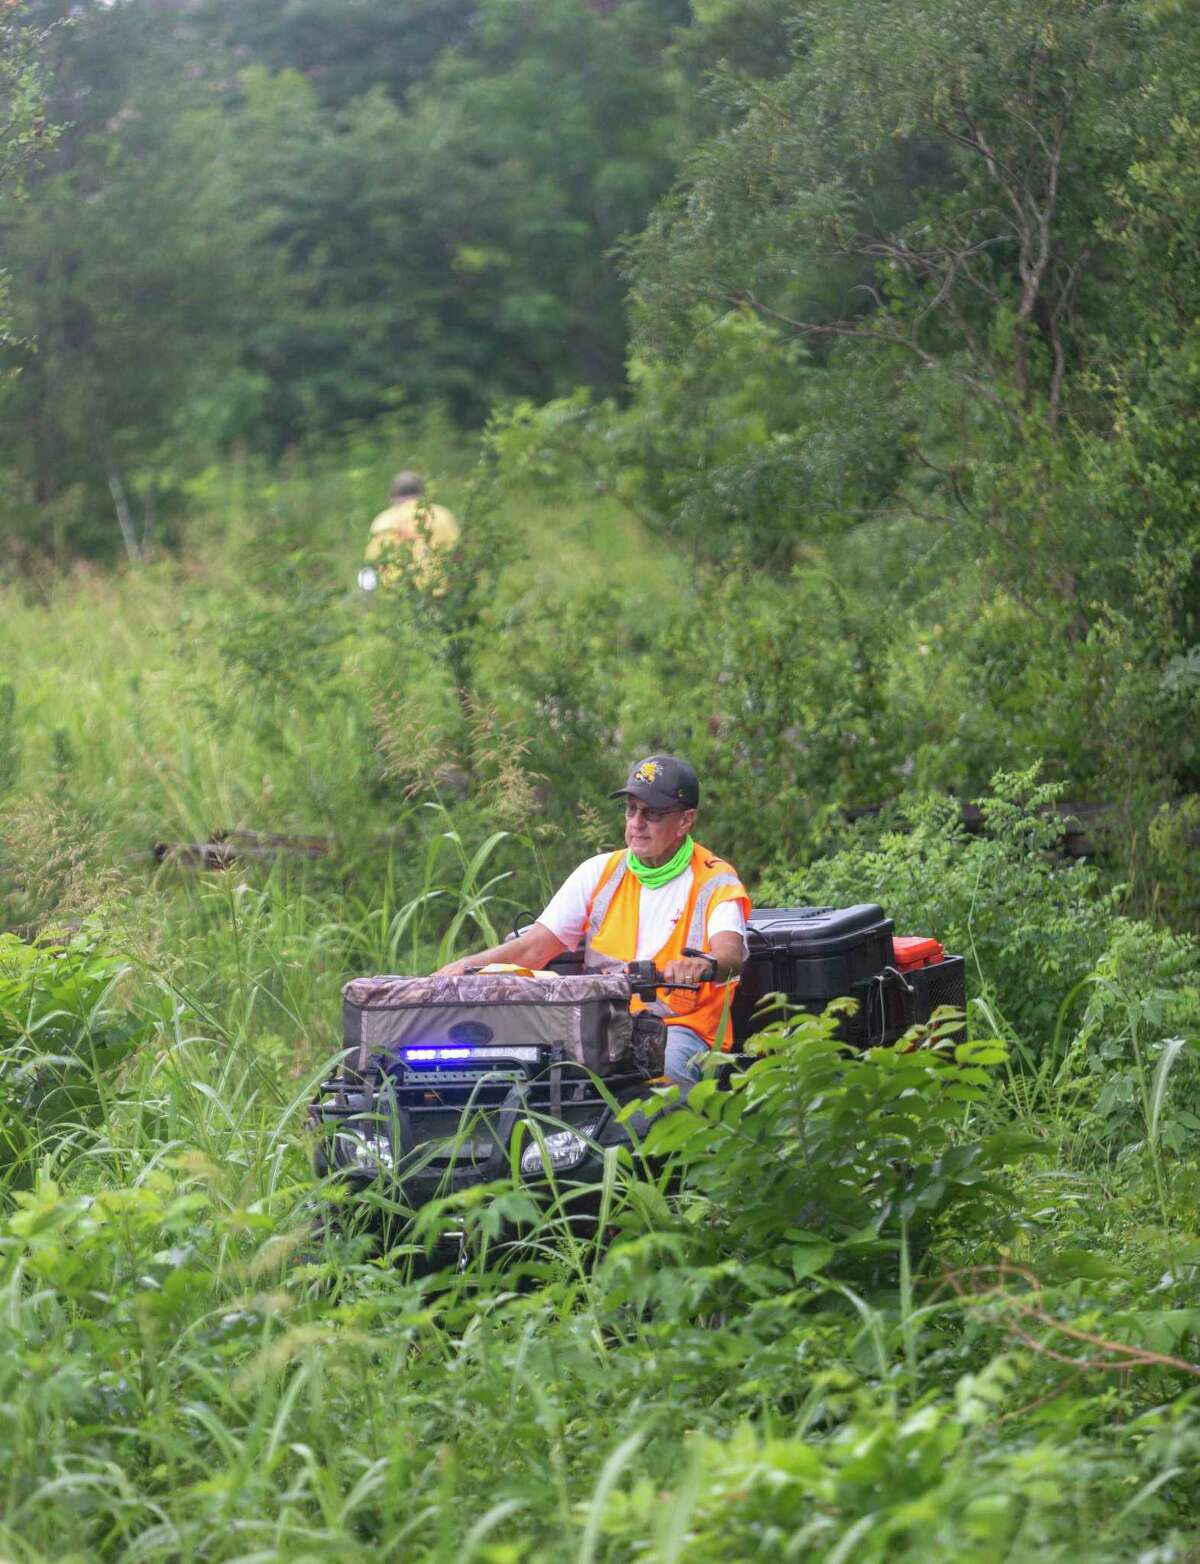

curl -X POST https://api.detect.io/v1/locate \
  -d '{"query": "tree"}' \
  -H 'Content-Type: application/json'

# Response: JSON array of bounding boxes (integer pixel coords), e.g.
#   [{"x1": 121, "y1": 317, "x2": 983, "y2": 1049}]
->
[
  {"x1": 592, "y1": 0, "x2": 1200, "y2": 816},
  {"x1": 217, "y1": 0, "x2": 688, "y2": 443},
  {"x1": 197, "y1": 0, "x2": 477, "y2": 110},
  {"x1": 0, "y1": 1, "x2": 56, "y2": 338},
  {"x1": 0, "y1": 0, "x2": 694, "y2": 530},
  {"x1": 624, "y1": 1, "x2": 1198, "y2": 596},
  {"x1": 0, "y1": 1, "x2": 253, "y2": 558}
]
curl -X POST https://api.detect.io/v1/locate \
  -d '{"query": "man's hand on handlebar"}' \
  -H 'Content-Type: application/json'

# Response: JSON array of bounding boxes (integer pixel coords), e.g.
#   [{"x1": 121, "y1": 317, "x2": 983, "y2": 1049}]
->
[{"x1": 661, "y1": 953, "x2": 718, "y2": 988}]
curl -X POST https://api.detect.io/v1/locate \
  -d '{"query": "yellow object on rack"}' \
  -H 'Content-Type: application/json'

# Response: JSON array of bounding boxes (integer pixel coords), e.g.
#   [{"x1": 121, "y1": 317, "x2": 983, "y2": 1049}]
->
[{"x1": 474, "y1": 963, "x2": 557, "y2": 979}]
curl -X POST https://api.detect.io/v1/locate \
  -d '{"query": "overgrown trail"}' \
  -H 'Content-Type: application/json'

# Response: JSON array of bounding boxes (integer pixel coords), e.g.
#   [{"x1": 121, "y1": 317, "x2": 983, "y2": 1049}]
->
[
  {"x1": 0, "y1": 760, "x2": 1198, "y2": 1558},
  {"x1": 0, "y1": 0, "x2": 1198, "y2": 1553}
]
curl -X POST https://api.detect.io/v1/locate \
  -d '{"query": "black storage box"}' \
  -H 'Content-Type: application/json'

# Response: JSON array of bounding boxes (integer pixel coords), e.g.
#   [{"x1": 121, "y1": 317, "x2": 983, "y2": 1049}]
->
[{"x1": 731, "y1": 905, "x2": 898, "y2": 1046}]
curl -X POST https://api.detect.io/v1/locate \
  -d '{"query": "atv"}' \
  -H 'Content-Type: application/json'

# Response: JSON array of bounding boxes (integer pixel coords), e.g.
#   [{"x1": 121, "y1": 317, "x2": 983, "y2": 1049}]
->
[
  {"x1": 308, "y1": 903, "x2": 966, "y2": 1251},
  {"x1": 307, "y1": 959, "x2": 688, "y2": 1261}
]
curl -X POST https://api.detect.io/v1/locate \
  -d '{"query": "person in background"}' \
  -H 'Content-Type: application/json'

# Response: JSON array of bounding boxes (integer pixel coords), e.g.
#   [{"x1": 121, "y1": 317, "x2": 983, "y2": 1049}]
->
[
  {"x1": 436, "y1": 755, "x2": 750, "y2": 1089},
  {"x1": 365, "y1": 470, "x2": 460, "y2": 587}
]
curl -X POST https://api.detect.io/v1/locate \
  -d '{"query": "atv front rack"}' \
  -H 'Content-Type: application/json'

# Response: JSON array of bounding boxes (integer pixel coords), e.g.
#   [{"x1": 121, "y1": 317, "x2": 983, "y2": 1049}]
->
[{"x1": 310, "y1": 1044, "x2": 648, "y2": 1193}]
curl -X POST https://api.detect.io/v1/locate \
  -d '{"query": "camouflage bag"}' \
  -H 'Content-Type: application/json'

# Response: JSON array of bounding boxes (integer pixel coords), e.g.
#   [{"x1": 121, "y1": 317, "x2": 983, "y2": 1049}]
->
[{"x1": 342, "y1": 971, "x2": 636, "y2": 1076}]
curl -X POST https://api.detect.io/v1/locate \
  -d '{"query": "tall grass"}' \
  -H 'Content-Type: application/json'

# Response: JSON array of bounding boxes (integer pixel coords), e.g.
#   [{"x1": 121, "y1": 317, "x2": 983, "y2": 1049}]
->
[
  {"x1": 0, "y1": 440, "x2": 1198, "y2": 1560},
  {"x1": 0, "y1": 855, "x2": 1197, "y2": 1560}
]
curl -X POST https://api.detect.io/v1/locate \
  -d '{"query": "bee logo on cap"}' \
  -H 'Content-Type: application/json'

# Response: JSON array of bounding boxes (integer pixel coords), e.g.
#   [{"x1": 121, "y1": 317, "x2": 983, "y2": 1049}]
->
[{"x1": 633, "y1": 760, "x2": 662, "y2": 784}]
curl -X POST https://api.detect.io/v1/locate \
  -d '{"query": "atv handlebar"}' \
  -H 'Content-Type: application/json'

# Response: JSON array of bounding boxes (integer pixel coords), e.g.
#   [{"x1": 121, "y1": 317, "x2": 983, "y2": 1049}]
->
[{"x1": 625, "y1": 949, "x2": 718, "y2": 1001}]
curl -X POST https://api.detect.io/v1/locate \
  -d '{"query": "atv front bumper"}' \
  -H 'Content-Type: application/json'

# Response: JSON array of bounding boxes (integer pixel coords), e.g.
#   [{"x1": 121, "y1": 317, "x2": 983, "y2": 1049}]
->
[{"x1": 308, "y1": 1056, "x2": 658, "y2": 1214}]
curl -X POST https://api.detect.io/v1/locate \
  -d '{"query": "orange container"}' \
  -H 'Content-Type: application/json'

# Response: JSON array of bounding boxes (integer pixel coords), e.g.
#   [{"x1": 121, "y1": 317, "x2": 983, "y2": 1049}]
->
[{"x1": 893, "y1": 935, "x2": 946, "y2": 970}]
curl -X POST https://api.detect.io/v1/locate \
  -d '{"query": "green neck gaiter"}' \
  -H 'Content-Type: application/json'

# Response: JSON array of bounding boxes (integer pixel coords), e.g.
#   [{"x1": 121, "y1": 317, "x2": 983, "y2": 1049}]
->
[{"x1": 627, "y1": 835, "x2": 694, "y2": 890}]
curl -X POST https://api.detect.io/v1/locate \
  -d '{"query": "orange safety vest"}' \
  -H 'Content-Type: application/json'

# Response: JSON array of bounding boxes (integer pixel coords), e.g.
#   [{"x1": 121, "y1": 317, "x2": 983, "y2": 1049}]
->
[{"x1": 581, "y1": 842, "x2": 751, "y2": 1051}]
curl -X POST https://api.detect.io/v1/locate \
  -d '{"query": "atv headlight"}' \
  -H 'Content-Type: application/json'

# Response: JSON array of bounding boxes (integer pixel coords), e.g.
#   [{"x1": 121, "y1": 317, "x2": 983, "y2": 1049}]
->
[
  {"x1": 520, "y1": 1124, "x2": 597, "y2": 1176},
  {"x1": 336, "y1": 1131, "x2": 395, "y2": 1175}
]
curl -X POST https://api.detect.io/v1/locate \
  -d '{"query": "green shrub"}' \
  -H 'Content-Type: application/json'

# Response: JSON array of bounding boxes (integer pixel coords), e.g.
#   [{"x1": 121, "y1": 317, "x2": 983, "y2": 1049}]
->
[
  {"x1": 600, "y1": 1010, "x2": 1029, "y2": 1324},
  {"x1": 586, "y1": 1383, "x2": 1200, "y2": 1564},
  {"x1": 757, "y1": 772, "x2": 1200, "y2": 1190},
  {"x1": 758, "y1": 768, "x2": 1133, "y2": 1048},
  {"x1": 0, "y1": 930, "x2": 153, "y2": 1190},
  {"x1": 1054, "y1": 919, "x2": 1200, "y2": 1183}
]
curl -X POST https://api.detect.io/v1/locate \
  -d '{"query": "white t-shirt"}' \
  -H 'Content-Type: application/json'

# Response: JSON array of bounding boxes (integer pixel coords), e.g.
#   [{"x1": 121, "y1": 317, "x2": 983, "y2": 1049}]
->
[{"x1": 539, "y1": 852, "x2": 748, "y2": 962}]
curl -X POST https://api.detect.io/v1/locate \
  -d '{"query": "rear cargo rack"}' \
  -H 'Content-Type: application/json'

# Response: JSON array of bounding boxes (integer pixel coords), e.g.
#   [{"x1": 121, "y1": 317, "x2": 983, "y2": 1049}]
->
[{"x1": 733, "y1": 906, "x2": 966, "y2": 1047}]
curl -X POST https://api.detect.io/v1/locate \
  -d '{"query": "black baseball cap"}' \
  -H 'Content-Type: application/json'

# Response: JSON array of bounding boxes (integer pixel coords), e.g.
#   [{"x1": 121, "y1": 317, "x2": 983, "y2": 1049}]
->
[{"x1": 609, "y1": 754, "x2": 700, "y2": 811}]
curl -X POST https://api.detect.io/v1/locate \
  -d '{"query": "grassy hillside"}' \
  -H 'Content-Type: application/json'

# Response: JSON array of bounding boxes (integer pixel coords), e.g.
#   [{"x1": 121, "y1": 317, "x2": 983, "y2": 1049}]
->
[{"x1": 0, "y1": 426, "x2": 673, "y2": 840}]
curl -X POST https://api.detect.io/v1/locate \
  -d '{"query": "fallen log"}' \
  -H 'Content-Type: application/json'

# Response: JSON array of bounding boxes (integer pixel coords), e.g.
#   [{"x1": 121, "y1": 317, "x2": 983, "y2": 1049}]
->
[
  {"x1": 3, "y1": 919, "x2": 83, "y2": 945},
  {"x1": 214, "y1": 829, "x2": 330, "y2": 856},
  {"x1": 152, "y1": 829, "x2": 332, "y2": 870}
]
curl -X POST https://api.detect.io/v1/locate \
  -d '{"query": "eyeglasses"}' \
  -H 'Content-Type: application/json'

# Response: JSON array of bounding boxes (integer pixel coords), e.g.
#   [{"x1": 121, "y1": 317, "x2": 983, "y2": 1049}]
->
[{"x1": 623, "y1": 800, "x2": 684, "y2": 824}]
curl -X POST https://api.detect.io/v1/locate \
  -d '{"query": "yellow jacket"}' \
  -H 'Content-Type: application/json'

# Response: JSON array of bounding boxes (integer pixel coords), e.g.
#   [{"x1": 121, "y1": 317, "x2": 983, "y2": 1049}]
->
[{"x1": 365, "y1": 499, "x2": 460, "y2": 586}]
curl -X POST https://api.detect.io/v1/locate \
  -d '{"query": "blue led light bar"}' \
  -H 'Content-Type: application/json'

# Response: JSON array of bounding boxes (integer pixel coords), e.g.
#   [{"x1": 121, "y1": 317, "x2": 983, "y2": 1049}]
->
[{"x1": 401, "y1": 1044, "x2": 541, "y2": 1065}]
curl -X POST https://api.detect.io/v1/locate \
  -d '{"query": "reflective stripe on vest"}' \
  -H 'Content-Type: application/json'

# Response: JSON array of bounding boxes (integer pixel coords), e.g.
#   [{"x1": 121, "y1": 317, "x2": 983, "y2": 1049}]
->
[
  {"x1": 685, "y1": 872, "x2": 745, "y2": 951},
  {"x1": 584, "y1": 851, "x2": 627, "y2": 945}
]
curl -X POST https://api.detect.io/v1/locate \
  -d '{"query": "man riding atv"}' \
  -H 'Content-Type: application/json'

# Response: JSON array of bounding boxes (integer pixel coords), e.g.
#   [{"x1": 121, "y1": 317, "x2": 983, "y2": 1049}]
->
[
  {"x1": 312, "y1": 757, "x2": 961, "y2": 1242},
  {"x1": 438, "y1": 754, "x2": 750, "y2": 1089}
]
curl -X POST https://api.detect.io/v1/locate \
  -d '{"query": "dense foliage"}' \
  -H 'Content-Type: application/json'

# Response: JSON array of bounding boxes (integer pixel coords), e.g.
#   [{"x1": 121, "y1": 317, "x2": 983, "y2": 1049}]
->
[
  {"x1": 0, "y1": 770, "x2": 1195, "y2": 1558},
  {"x1": 0, "y1": 0, "x2": 1198, "y2": 1556},
  {"x1": 0, "y1": 0, "x2": 687, "y2": 554},
  {"x1": 0, "y1": 0, "x2": 1194, "y2": 883}
]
